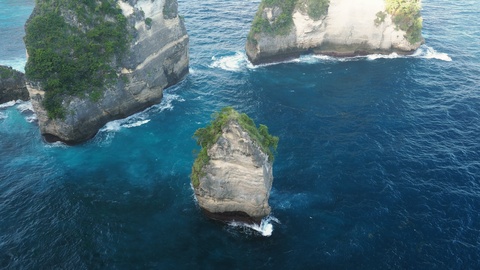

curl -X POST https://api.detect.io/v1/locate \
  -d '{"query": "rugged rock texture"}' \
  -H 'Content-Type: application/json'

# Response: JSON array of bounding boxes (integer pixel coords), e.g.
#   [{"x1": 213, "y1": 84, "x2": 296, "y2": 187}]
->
[
  {"x1": 195, "y1": 120, "x2": 273, "y2": 223},
  {"x1": 25, "y1": 0, "x2": 189, "y2": 144},
  {"x1": 0, "y1": 66, "x2": 29, "y2": 103},
  {"x1": 192, "y1": 108, "x2": 278, "y2": 224},
  {"x1": 247, "y1": 0, "x2": 424, "y2": 65}
]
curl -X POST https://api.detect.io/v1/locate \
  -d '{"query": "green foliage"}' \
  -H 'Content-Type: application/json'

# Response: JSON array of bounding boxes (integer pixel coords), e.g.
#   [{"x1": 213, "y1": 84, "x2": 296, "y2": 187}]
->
[
  {"x1": 385, "y1": 0, "x2": 423, "y2": 44},
  {"x1": 248, "y1": 0, "x2": 329, "y2": 43},
  {"x1": 145, "y1": 17, "x2": 153, "y2": 26},
  {"x1": 191, "y1": 107, "x2": 279, "y2": 188},
  {"x1": 374, "y1": 11, "x2": 387, "y2": 26},
  {"x1": 300, "y1": 0, "x2": 330, "y2": 21},
  {"x1": 0, "y1": 66, "x2": 17, "y2": 79},
  {"x1": 248, "y1": 0, "x2": 297, "y2": 41},
  {"x1": 24, "y1": 0, "x2": 130, "y2": 119}
]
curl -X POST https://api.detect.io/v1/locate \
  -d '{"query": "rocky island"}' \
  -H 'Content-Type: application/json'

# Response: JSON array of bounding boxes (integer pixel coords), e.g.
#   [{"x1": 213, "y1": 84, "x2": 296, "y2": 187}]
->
[
  {"x1": 191, "y1": 107, "x2": 279, "y2": 224},
  {"x1": 0, "y1": 65, "x2": 29, "y2": 103},
  {"x1": 24, "y1": 0, "x2": 189, "y2": 144},
  {"x1": 246, "y1": 0, "x2": 424, "y2": 65}
]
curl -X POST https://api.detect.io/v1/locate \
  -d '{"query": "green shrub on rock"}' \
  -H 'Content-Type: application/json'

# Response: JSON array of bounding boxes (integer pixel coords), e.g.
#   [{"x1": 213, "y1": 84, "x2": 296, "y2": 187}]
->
[
  {"x1": 24, "y1": 0, "x2": 130, "y2": 119},
  {"x1": 385, "y1": 0, "x2": 423, "y2": 44},
  {"x1": 191, "y1": 107, "x2": 279, "y2": 188}
]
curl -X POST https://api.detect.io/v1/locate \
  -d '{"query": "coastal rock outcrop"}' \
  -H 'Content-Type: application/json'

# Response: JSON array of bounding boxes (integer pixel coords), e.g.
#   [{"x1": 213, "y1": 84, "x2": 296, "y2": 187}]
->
[
  {"x1": 191, "y1": 107, "x2": 279, "y2": 224},
  {"x1": 24, "y1": 0, "x2": 188, "y2": 144},
  {"x1": 0, "y1": 65, "x2": 29, "y2": 103},
  {"x1": 246, "y1": 0, "x2": 424, "y2": 65}
]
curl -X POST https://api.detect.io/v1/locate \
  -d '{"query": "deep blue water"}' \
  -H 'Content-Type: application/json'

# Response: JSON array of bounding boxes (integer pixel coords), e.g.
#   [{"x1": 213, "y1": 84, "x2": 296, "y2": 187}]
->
[{"x1": 1, "y1": 0, "x2": 480, "y2": 269}]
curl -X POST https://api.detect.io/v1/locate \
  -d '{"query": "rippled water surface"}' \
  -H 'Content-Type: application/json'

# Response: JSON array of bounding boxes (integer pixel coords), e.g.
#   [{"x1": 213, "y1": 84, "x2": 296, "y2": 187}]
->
[{"x1": 1, "y1": 0, "x2": 480, "y2": 269}]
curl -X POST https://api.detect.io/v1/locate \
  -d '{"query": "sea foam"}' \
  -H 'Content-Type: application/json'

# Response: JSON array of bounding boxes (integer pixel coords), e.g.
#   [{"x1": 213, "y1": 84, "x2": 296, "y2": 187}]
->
[
  {"x1": 228, "y1": 215, "x2": 280, "y2": 237},
  {"x1": 0, "y1": 100, "x2": 18, "y2": 109},
  {"x1": 100, "y1": 93, "x2": 183, "y2": 133},
  {"x1": 210, "y1": 45, "x2": 452, "y2": 72},
  {"x1": 210, "y1": 52, "x2": 247, "y2": 72}
]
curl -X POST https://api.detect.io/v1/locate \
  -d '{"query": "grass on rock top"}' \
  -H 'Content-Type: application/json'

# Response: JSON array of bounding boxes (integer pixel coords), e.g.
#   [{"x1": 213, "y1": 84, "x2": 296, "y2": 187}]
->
[{"x1": 191, "y1": 107, "x2": 279, "y2": 188}]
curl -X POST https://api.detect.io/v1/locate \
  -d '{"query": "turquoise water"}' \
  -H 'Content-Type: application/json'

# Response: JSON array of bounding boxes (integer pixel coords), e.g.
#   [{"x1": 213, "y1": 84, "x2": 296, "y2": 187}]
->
[{"x1": 1, "y1": 0, "x2": 480, "y2": 268}]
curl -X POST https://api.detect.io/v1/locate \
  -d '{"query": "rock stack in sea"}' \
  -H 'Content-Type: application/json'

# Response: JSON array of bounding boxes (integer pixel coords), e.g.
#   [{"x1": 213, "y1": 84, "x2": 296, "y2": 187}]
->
[
  {"x1": 0, "y1": 65, "x2": 29, "y2": 103},
  {"x1": 191, "y1": 107, "x2": 279, "y2": 224},
  {"x1": 24, "y1": 0, "x2": 189, "y2": 144},
  {"x1": 246, "y1": 0, "x2": 424, "y2": 65}
]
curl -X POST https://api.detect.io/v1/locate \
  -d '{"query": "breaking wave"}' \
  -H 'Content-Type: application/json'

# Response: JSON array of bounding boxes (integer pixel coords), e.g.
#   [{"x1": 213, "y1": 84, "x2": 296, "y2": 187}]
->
[
  {"x1": 100, "y1": 93, "x2": 183, "y2": 133},
  {"x1": 210, "y1": 45, "x2": 451, "y2": 72},
  {"x1": 228, "y1": 215, "x2": 280, "y2": 237},
  {"x1": 0, "y1": 100, "x2": 37, "y2": 122},
  {"x1": 0, "y1": 100, "x2": 19, "y2": 109},
  {"x1": 210, "y1": 52, "x2": 249, "y2": 72},
  {"x1": 17, "y1": 101, "x2": 37, "y2": 123}
]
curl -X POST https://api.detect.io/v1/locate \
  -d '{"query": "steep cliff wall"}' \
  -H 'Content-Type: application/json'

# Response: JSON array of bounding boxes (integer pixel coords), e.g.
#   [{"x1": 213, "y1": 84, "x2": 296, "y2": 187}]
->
[
  {"x1": 192, "y1": 107, "x2": 278, "y2": 223},
  {"x1": 0, "y1": 66, "x2": 29, "y2": 103},
  {"x1": 246, "y1": 0, "x2": 424, "y2": 65},
  {"x1": 25, "y1": 0, "x2": 188, "y2": 144}
]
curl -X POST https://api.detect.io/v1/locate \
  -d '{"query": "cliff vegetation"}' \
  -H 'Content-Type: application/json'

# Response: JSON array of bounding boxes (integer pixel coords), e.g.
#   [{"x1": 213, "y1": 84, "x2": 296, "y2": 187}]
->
[
  {"x1": 191, "y1": 107, "x2": 279, "y2": 188},
  {"x1": 0, "y1": 66, "x2": 20, "y2": 80},
  {"x1": 385, "y1": 0, "x2": 422, "y2": 43},
  {"x1": 248, "y1": 0, "x2": 330, "y2": 41},
  {"x1": 24, "y1": 0, "x2": 130, "y2": 119}
]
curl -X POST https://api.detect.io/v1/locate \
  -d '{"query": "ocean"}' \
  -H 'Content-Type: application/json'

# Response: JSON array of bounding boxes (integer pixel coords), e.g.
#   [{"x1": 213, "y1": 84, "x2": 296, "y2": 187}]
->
[{"x1": 1, "y1": 0, "x2": 480, "y2": 269}]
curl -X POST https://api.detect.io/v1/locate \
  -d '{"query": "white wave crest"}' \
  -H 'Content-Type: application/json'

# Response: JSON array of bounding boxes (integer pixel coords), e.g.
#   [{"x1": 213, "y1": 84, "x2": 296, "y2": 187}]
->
[
  {"x1": 367, "y1": 52, "x2": 401, "y2": 60},
  {"x1": 44, "y1": 141, "x2": 69, "y2": 148},
  {"x1": 0, "y1": 112, "x2": 6, "y2": 120},
  {"x1": 210, "y1": 52, "x2": 248, "y2": 72},
  {"x1": 123, "y1": 119, "x2": 150, "y2": 128},
  {"x1": 0, "y1": 100, "x2": 18, "y2": 109},
  {"x1": 17, "y1": 101, "x2": 34, "y2": 113},
  {"x1": 210, "y1": 45, "x2": 451, "y2": 72},
  {"x1": 100, "y1": 93, "x2": 183, "y2": 133},
  {"x1": 416, "y1": 45, "x2": 452, "y2": 61},
  {"x1": 16, "y1": 101, "x2": 37, "y2": 123},
  {"x1": 228, "y1": 215, "x2": 280, "y2": 237}
]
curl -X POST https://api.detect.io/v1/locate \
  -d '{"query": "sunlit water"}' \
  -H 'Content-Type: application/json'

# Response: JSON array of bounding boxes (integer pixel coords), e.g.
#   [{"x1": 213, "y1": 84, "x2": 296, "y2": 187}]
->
[{"x1": 1, "y1": 0, "x2": 480, "y2": 268}]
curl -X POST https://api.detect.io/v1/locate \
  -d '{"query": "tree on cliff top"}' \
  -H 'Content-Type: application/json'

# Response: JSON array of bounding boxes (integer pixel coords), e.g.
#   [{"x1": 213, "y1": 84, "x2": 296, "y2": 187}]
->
[{"x1": 24, "y1": 0, "x2": 130, "y2": 119}]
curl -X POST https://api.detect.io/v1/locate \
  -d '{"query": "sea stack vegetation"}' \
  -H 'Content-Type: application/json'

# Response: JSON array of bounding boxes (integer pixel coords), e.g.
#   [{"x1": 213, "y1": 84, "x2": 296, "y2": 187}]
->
[
  {"x1": 192, "y1": 107, "x2": 278, "y2": 223},
  {"x1": 24, "y1": 0, "x2": 189, "y2": 144},
  {"x1": 246, "y1": 0, "x2": 424, "y2": 65}
]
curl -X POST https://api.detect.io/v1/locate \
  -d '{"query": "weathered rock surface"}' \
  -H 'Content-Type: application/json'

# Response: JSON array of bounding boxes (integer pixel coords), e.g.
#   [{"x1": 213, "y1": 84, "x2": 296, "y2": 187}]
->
[
  {"x1": 194, "y1": 120, "x2": 273, "y2": 223},
  {"x1": 247, "y1": 0, "x2": 424, "y2": 65},
  {"x1": 25, "y1": 0, "x2": 189, "y2": 144},
  {"x1": 0, "y1": 66, "x2": 29, "y2": 103}
]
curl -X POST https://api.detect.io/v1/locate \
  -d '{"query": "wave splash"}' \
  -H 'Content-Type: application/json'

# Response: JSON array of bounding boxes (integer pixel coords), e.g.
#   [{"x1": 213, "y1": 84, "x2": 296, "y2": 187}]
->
[
  {"x1": 100, "y1": 93, "x2": 183, "y2": 133},
  {"x1": 210, "y1": 45, "x2": 452, "y2": 72},
  {"x1": 210, "y1": 52, "x2": 250, "y2": 72},
  {"x1": 0, "y1": 100, "x2": 37, "y2": 122},
  {"x1": 413, "y1": 45, "x2": 452, "y2": 61},
  {"x1": 228, "y1": 215, "x2": 280, "y2": 237}
]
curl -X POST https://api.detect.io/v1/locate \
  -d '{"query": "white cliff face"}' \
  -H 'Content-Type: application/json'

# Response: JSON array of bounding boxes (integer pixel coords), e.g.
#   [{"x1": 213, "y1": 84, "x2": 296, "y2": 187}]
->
[
  {"x1": 247, "y1": 0, "x2": 423, "y2": 64},
  {"x1": 26, "y1": 0, "x2": 189, "y2": 143},
  {"x1": 194, "y1": 120, "x2": 273, "y2": 221}
]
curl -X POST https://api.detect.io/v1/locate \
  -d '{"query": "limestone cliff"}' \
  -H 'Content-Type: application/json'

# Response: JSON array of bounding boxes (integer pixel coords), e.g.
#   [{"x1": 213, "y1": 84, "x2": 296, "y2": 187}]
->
[
  {"x1": 246, "y1": 0, "x2": 424, "y2": 65},
  {"x1": 192, "y1": 107, "x2": 278, "y2": 223},
  {"x1": 0, "y1": 66, "x2": 29, "y2": 103},
  {"x1": 24, "y1": 0, "x2": 188, "y2": 144}
]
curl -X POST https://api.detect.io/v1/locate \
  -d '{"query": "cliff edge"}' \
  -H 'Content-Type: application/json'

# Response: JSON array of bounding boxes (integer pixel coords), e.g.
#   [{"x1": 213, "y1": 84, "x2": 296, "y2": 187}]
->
[
  {"x1": 0, "y1": 66, "x2": 29, "y2": 103},
  {"x1": 24, "y1": 0, "x2": 189, "y2": 144},
  {"x1": 191, "y1": 107, "x2": 279, "y2": 224},
  {"x1": 246, "y1": 0, "x2": 424, "y2": 65}
]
